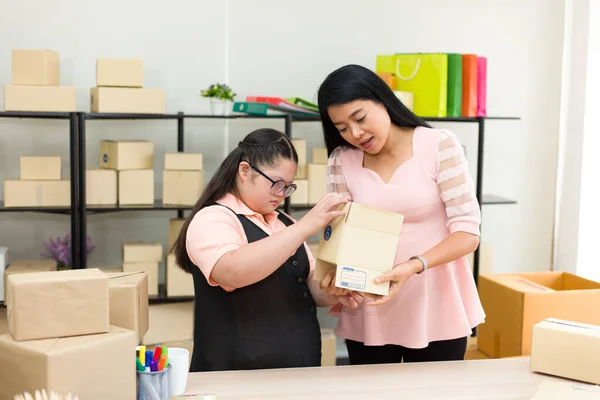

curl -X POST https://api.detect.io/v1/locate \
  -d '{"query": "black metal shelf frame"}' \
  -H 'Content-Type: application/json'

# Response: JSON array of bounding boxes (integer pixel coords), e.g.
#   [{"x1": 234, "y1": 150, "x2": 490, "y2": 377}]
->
[{"x1": 1, "y1": 111, "x2": 519, "y2": 302}]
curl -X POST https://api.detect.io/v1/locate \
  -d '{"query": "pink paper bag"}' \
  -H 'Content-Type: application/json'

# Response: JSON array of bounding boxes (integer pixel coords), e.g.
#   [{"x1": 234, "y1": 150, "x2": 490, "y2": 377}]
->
[{"x1": 477, "y1": 57, "x2": 487, "y2": 116}]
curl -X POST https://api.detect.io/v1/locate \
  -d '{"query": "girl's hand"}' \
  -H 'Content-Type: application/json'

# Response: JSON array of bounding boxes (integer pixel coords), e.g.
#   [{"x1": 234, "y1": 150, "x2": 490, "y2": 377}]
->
[
  {"x1": 366, "y1": 259, "x2": 423, "y2": 306},
  {"x1": 319, "y1": 270, "x2": 363, "y2": 308},
  {"x1": 297, "y1": 193, "x2": 350, "y2": 237}
]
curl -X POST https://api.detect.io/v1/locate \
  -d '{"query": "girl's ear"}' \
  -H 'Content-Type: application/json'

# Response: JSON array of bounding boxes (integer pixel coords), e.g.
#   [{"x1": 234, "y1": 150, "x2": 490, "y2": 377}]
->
[{"x1": 238, "y1": 161, "x2": 252, "y2": 182}]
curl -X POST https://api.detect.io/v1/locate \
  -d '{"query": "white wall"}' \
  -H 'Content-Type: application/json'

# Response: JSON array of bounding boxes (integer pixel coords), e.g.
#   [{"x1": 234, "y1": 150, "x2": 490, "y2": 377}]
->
[{"x1": 0, "y1": 1, "x2": 565, "y2": 285}]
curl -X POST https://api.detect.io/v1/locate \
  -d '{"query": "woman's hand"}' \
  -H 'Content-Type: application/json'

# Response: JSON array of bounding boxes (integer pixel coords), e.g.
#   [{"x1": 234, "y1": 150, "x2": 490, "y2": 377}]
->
[
  {"x1": 366, "y1": 259, "x2": 424, "y2": 306},
  {"x1": 319, "y1": 270, "x2": 363, "y2": 308},
  {"x1": 297, "y1": 193, "x2": 350, "y2": 237}
]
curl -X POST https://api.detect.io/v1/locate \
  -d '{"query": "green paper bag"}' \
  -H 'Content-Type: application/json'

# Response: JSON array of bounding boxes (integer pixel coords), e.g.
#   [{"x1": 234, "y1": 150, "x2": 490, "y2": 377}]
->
[
  {"x1": 447, "y1": 54, "x2": 462, "y2": 117},
  {"x1": 376, "y1": 53, "x2": 448, "y2": 117}
]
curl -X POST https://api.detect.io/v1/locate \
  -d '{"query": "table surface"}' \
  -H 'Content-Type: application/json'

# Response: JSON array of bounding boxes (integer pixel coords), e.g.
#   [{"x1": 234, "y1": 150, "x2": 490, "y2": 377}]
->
[{"x1": 185, "y1": 357, "x2": 565, "y2": 400}]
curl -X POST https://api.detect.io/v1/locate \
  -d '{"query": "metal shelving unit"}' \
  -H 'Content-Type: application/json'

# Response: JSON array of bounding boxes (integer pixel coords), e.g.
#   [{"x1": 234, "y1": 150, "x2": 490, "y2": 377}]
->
[{"x1": 1, "y1": 111, "x2": 519, "y2": 305}]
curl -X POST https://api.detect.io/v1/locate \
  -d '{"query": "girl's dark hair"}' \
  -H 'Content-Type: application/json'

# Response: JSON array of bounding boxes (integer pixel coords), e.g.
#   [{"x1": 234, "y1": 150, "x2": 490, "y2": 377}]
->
[
  {"x1": 317, "y1": 64, "x2": 432, "y2": 155},
  {"x1": 172, "y1": 128, "x2": 298, "y2": 272}
]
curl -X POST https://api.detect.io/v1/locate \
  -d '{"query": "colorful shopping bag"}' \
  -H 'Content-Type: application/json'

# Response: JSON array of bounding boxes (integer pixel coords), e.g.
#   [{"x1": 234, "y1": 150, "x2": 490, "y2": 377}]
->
[
  {"x1": 461, "y1": 54, "x2": 478, "y2": 117},
  {"x1": 376, "y1": 53, "x2": 448, "y2": 117},
  {"x1": 447, "y1": 54, "x2": 462, "y2": 117},
  {"x1": 476, "y1": 57, "x2": 487, "y2": 117}
]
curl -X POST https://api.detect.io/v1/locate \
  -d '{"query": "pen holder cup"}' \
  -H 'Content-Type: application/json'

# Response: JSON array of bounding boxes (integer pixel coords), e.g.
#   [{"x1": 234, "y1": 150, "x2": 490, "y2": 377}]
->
[{"x1": 137, "y1": 364, "x2": 171, "y2": 400}]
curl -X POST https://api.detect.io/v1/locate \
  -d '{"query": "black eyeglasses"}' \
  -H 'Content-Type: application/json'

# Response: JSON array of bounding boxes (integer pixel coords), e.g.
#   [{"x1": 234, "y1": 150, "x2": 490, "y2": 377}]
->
[{"x1": 243, "y1": 161, "x2": 297, "y2": 197}]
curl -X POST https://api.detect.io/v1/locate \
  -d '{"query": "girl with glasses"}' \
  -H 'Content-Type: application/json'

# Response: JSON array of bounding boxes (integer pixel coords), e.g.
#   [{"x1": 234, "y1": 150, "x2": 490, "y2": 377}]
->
[
  {"x1": 171, "y1": 128, "x2": 362, "y2": 372},
  {"x1": 316, "y1": 64, "x2": 486, "y2": 365}
]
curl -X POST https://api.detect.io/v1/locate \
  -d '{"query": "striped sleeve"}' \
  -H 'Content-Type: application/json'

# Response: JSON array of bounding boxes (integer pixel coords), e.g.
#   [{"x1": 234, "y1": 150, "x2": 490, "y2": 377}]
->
[
  {"x1": 325, "y1": 147, "x2": 351, "y2": 196},
  {"x1": 436, "y1": 129, "x2": 481, "y2": 235}
]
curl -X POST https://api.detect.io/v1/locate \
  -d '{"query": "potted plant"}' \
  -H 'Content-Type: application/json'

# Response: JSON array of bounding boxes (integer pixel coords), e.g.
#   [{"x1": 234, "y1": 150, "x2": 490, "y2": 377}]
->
[
  {"x1": 41, "y1": 233, "x2": 96, "y2": 270},
  {"x1": 201, "y1": 83, "x2": 236, "y2": 115}
]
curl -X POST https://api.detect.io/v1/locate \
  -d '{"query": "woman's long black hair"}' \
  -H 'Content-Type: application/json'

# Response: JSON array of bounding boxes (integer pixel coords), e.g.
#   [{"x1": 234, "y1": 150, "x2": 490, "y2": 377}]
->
[
  {"x1": 317, "y1": 64, "x2": 432, "y2": 155},
  {"x1": 172, "y1": 128, "x2": 298, "y2": 272}
]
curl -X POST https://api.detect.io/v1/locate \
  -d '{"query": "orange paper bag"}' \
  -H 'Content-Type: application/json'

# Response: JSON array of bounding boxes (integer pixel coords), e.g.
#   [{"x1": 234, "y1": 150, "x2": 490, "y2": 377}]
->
[{"x1": 461, "y1": 54, "x2": 478, "y2": 117}]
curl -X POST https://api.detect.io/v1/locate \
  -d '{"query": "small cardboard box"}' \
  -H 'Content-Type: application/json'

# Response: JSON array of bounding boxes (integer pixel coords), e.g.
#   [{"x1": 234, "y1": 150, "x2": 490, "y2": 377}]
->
[
  {"x1": 20, "y1": 156, "x2": 61, "y2": 180},
  {"x1": 0, "y1": 248, "x2": 7, "y2": 302},
  {"x1": 11, "y1": 49, "x2": 59, "y2": 86},
  {"x1": 100, "y1": 140, "x2": 154, "y2": 171},
  {"x1": 477, "y1": 272, "x2": 600, "y2": 358},
  {"x1": 313, "y1": 202, "x2": 404, "y2": 296},
  {"x1": 0, "y1": 326, "x2": 137, "y2": 400},
  {"x1": 7, "y1": 268, "x2": 110, "y2": 341},
  {"x1": 4, "y1": 85, "x2": 76, "y2": 112},
  {"x1": 105, "y1": 271, "x2": 149, "y2": 343},
  {"x1": 530, "y1": 318, "x2": 600, "y2": 385},
  {"x1": 90, "y1": 87, "x2": 165, "y2": 114},
  {"x1": 291, "y1": 179, "x2": 308, "y2": 206},
  {"x1": 293, "y1": 139, "x2": 307, "y2": 179},
  {"x1": 3, "y1": 259, "x2": 57, "y2": 306},
  {"x1": 4, "y1": 179, "x2": 70, "y2": 207},
  {"x1": 308, "y1": 163, "x2": 327, "y2": 205},
  {"x1": 164, "y1": 152, "x2": 203, "y2": 171},
  {"x1": 118, "y1": 169, "x2": 154, "y2": 205},
  {"x1": 166, "y1": 254, "x2": 194, "y2": 297},
  {"x1": 162, "y1": 170, "x2": 205, "y2": 206},
  {"x1": 321, "y1": 328, "x2": 337, "y2": 367},
  {"x1": 312, "y1": 148, "x2": 328, "y2": 164},
  {"x1": 96, "y1": 58, "x2": 144, "y2": 88},
  {"x1": 123, "y1": 262, "x2": 158, "y2": 296},
  {"x1": 86, "y1": 168, "x2": 117, "y2": 205},
  {"x1": 168, "y1": 219, "x2": 185, "y2": 249},
  {"x1": 123, "y1": 242, "x2": 163, "y2": 263}
]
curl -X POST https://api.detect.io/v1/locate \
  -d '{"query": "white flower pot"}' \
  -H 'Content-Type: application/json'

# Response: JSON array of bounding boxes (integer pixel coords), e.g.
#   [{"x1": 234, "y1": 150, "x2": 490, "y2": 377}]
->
[{"x1": 209, "y1": 99, "x2": 230, "y2": 116}]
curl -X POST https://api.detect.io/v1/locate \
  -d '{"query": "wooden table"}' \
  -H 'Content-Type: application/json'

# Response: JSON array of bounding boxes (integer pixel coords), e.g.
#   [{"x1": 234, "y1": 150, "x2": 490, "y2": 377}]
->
[{"x1": 185, "y1": 357, "x2": 565, "y2": 399}]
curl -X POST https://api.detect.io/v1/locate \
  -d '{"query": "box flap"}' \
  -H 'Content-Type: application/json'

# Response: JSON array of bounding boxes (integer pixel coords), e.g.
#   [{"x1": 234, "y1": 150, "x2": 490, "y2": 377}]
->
[
  {"x1": 494, "y1": 276, "x2": 555, "y2": 293},
  {"x1": 345, "y1": 203, "x2": 404, "y2": 237},
  {"x1": 9, "y1": 267, "x2": 105, "y2": 285}
]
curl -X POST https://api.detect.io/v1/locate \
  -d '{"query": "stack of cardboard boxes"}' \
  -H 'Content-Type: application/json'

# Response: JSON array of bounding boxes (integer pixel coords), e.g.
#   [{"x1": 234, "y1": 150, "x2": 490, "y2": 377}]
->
[
  {"x1": 4, "y1": 49, "x2": 76, "y2": 112},
  {"x1": 100, "y1": 140, "x2": 155, "y2": 206},
  {"x1": 4, "y1": 156, "x2": 70, "y2": 208},
  {"x1": 122, "y1": 242, "x2": 162, "y2": 296},
  {"x1": 162, "y1": 152, "x2": 205, "y2": 206},
  {"x1": 166, "y1": 219, "x2": 194, "y2": 297},
  {"x1": 90, "y1": 58, "x2": 165, "y2": 114},
  {"x1": 0, "y1": 268, "x2": 148, "y2": 399},
  {"x1": 288, "y1": 140, "x2": 328, "y2": 206}
]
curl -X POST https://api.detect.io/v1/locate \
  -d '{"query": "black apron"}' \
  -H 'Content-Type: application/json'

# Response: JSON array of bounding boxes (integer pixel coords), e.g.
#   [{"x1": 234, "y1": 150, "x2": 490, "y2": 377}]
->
[{"x1": 188, "y1": 205, "x2": 322, "y2": 372}]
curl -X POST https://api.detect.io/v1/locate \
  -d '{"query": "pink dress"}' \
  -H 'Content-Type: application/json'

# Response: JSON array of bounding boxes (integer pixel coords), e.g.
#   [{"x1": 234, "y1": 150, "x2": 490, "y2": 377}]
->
[{"x1": 326, "y1": 126, "x2": 486, "y2": 348}]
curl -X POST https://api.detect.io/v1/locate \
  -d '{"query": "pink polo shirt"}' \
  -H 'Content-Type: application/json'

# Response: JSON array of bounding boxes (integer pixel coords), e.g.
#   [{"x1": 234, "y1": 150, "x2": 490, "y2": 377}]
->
[
  {"x1": 185, "y1": 193, "x2": 316, "y2": 288},
  {"x1": 326, "y1": 126, "x2": 486, "y2": 348}
]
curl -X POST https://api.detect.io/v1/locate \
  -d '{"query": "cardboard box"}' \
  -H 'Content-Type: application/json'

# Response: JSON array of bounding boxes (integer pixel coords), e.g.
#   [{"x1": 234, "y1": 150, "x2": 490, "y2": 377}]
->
[
  {"x1": 7, "y1": 268, "x2": 110, "y2": 341},
  {"x1": 0, "y1": 248, "x2": 7, "y2": 302},
  {"x1": 86, "y1": 168, "x2": 117, "y2": 205},
  {"x1": 96, "y1": 58, "x2": 143, "y2": 88},
  {"x1": 291, "y1": 179, "x2": 308, "y2": 206},
  {"x1": 106, "y1": 271, "x2": 149, "y2": 343},
  {"x1": 321, "y1": 328, "x2": 337, "y2": 367},
  {"x1": 293, "y1": 139, "x2": 307, "y2": 178},
  {"x1": 312, "y1": 148, "x2": 328, "y2": 164},
  {"x1": 123, "y1": 242, "x2": 163, "y2": 263},
  {"x1": 313, "y1": 202, "x2": 404, "y2": 296},
  {"x1": 162, "y1": 170, "x2": 205, "y2": 206},
  {"x1": 531, "y1": 318, "x2": 600, "y2": 385},
  {"x1": 4, "y1": 179, "x2": 70, "y2": 207},
  {"x1": 123, "y1": 262, "x2": 158, "y2": 296},
  {"x1": 166, "y1": 254, "x2": 194, "y2": 297},
  {"x1": 90, "y1": 87, "x2": 165, "y2": 114},
  {"x1": 0, "y1": 326, "x2": 137, "y2": 400},
  {"x1": 20, "y1": 156, "x2": 61, "y2": 180},
  {"x1": 308, "y1": 163, "x2": 327, "y2": 205},
  {"x1": 100, "y1": 140, "x2": 154, "y2": 171},
  {"x1": 3, "y1": 259, "x2": 57, "y2": 306},
  {"x1": 11, "y1": 49, "x2": 59, "y2": 86},
  {"x1": 143, "y1": 302, "x2": 194, "y2": 345},
  {"x1": 164, "y1": 152, "x2": 203, "y2": 171},
  {"x1": 4, "y1": 85, "x2": 76, "y2": 112},
  {"x1": 168, "y1": 219, "x2": 185, "y2": 250},
  {"x1": 118, "y1": 169, "x2": 154, "y2": 205},
  {"x1": 477, "y1": 272, "x2": 600, "y2": 358}
]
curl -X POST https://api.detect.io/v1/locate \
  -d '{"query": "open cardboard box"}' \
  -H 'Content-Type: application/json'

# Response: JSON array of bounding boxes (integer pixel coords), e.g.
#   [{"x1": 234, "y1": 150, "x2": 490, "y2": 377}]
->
[
  {"x1": 477, "y1": 271, "x2": 600, "y2": 358},
  {"x1": 313, "y1": 202, "x2": 403, "y2": 296}
]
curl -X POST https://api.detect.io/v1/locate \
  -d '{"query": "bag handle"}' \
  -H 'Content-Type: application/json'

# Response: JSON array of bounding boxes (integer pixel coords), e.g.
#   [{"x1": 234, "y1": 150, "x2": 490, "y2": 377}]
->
[{"x1": 395, "y1": 57, "x2": 420, "y2": 81}]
